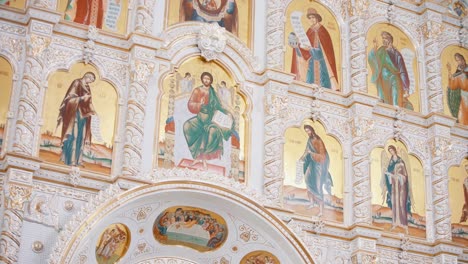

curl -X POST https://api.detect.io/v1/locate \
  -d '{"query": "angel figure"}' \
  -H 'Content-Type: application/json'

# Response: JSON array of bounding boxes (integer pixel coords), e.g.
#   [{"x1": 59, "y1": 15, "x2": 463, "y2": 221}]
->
[
  {"x1": 380, "y1": 145, "x2": 414, "y2": 234},
  {"x1": 177, "y1": 72, "x2": 194, "y2": 94},
  {"x1": 446, "y1": 53, "x2": 468, "y2": 126}
]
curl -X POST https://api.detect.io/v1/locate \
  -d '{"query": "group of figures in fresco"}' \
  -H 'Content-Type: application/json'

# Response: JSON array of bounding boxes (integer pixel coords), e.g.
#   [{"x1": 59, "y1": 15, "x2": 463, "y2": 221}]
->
[
  {"x1": 95, "y1": 206, "x2": 279, "y2": 263},
  {"x1": 154, "y1": 206, "x2": 227, "y2": 251},
  {"x1": 95, "y1": 224, "x2": 129, "y2": 264}
]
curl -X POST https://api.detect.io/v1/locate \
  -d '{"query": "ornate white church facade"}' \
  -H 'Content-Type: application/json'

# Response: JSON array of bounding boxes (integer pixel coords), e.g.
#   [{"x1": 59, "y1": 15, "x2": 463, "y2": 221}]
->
[{"x1": 0, "y1": 0, "x2": 467, "y2": 263}]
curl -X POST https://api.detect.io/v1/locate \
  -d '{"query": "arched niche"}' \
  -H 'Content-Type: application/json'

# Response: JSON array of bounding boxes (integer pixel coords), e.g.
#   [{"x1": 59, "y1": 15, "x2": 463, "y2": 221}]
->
[
  {"x1": 283, "y1": 0, "x2": 342, "y2": 92},
  {"x1": 155, "y1": 56, "x2": 248, "y2": 183},
  {"x1": 366, "y1": 23, "x2": 421, "y2": 112},
  {"x1": 49, "y1": 181, "x2": 314, "y2": 264},
  {"x1": 448, "y1": 158, "x2": 468, "y2": 247},
  {"x1": 370, "y1": 140, "x2": 426, "y2": 238},
  {"x1": 166, "y1": 0, "x2": 253, "y2": 47},
  {"x1": 0, "y1": 56, "x2": 13, "y2": 153},
  {"x1": 282, "y1": 119, "x2": 344, "y2": 223},
  {"x1": 440, "y1": 45, "x2": 468, "y2": 126},
  {"x1": 39, "y1": 63, "x2": 118, "y2": 175}
]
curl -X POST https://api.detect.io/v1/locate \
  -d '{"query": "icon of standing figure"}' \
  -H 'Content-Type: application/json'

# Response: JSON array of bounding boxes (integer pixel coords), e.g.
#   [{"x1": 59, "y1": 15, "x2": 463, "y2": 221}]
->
[
  {"x1": 56, "y1": 72, "x2": 97, "y2": 167},
  {"x1": 299, "y1": 125, "x2": 333, "y2": 217}
]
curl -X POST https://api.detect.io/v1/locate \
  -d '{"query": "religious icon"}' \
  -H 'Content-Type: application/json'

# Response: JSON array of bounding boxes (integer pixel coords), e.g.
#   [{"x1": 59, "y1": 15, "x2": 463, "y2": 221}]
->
[
  {"x1": 371, "y1": 143, "x2": 426, "y2": 237},
  {"x1": 283, "y1": 121, "x2": 343, "y2": 222},
  {"x1": 95, "y1": 223, "x2": 130, "y2": 264},
  {"x1": 379, "y1": 145, "x2": 414, "y2": 234},
  {"x1": 62, "y1": 0, "x2": 127, "y2": 33},
  {"x1": 0, "y1": 57, "x2": 13, "y2": 153},
  {"x1": 183, "y1": 72, "x2": 235, "y2": 171},
  {"x1": 449, "y1": 160, "x2": 468, "y2": 246},
  {"x1": 288, "y1": 7, "x2": 339, "y2": 91},
  {"x1": 56, "y1": 72, "x2": 97, "y2": 167},
  {"x1": 40, "y1": 64, "x2": 117, "y2": 174},
  {"x1": 158, "y1": 58, "x2": 246, "y2": 182},
  {"x1": 153, "y1": 206, "x2": 228, "y2": 252},
  {"x1": 446, "y1": 52, "x2": 468, "y2": 126},
  {"x1": 368, "y1": 31, "x2": 415, "y2": 110},
  {"x1": 180, "y1": 0, "x2": 239, "y2": 36},
  {"x1": 449, "y1": 0, "x2": 468, "y2": 17}
]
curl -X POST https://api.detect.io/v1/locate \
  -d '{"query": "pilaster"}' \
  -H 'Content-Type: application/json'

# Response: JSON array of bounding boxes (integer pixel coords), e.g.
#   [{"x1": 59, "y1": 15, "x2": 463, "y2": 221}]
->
[
  {"x1": 122, "y1": 38, "x2": 156, "y2": 177},
  {"x1": 0, "y1": 155, "x2": 39, "y2": 264},
  {"x1": 263, "y1": 75, "x2": 290, "y2": 205},
  {"x1": 427, "y1": 114, "x2": 454, "y2": 242},
  {"x1": 349, "y1": 95, "x2": 376, "y2": 225},
  {"x1": 11, "y1": 8, "x2": 60, "y2": 156}
]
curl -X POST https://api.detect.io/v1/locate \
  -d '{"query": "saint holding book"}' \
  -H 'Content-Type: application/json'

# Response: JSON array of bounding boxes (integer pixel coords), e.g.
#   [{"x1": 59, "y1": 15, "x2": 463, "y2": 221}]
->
[{"x1": 183, "y1": 72, "x2": 234, "y2": 170}]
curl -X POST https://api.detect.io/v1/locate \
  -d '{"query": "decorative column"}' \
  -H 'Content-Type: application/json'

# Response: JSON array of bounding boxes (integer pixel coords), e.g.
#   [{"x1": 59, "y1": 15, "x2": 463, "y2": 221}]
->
[
  {"x1": 349, "y1": 103, "x2": 375, "y2": 225},
  {"x1": 427, "y1": 121, "x2": 453, "y2": 242},
  {"x1": 134, "y1": 0, "x2": 156, "y2": 34},
  {"x1": 419, "y1": 11, "x2": 444, "y2": 113},
  {"x1": 265, "y1": 0, "x2": 286, "y2": 69},
  {"x1": 0, "y1": 167, "x2": 33, "y2": 264},
  {"x1": 12, "y1": 20, "x2": 52, "y2": 155},
  {"x1": 348, "y1": 0, "x2": 369, "y2": 93},
  {"x1": 263, "y1": 79, "x2": 289, "y2": 204},
  {"x1": 122, "y1": 46, "x2": 155, "y2": 176}
]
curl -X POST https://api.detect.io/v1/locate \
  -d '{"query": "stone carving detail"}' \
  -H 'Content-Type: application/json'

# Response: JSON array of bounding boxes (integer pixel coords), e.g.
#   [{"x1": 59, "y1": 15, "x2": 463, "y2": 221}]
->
[
  {"x1": 13, "y1": 34, "x2": 51, "y2": 155},
  {"x1": 350, "y1": 116, "x2": 375, "y2": 224},
  {"x1": 460, "y1": 18, "x2": 468, "y2": 48},
  {"x1": 132, "y1": 239, "x2": 153, "y2": 258},
  {"x1": 349, "y1": 13, "x2": 368, "y2": 92},
  {"x1": 0, "y1": 210, "x2": 23, "y2": 263},
  {"x1": 33, "y1": 0, "x2": 54, "y2": 10},
  {"x1": 135, "y1": 0, "x2": 156, "y2": 34},
  {"x1": 428, "y1": 137, "x2": 452, "y2": 240},
  {"x1": 147, "y1": 168, "x2": 266, "y2": 204},
  {"x1": 83, "y1": 26, "x2": 98, "y2": 64},
  {"x1": 6, "y1": 184, "x2": 32, "y2": 211},
  {"x1": 69, "y1": 167, "x2": 81, "y2": 187},
  {"x1": 25, "y1": 194, "x2": 60, "y2": 229},
  {"x1": 1, "y1": 168, "x2": 34, "y2": 264},
  {"x1": 48, "y1": 184, "x2": 123, "y2": 264},
  {"x1": 1, "y1": 37, "x2": 25, "y2": 63},
  {"x1": 310, "y1": 85, "x2": 323, "y2": 122},
  {"x1": 393, "y1": 107, "x2": 405, "y2": 141},
  {"x1": 351, "y1": 253, "x2": 377, "y2": 264},
  {"x1": 32, "y1": 241, "x2": 44, "y2": 253},
  {"x1": 263, "y1": 82, "x2": 289, "y2": 204},
  {"x1": 122, "y1": 59, "x2": 155, "y2": 176},
  {"x1": 420, "y1": 13, "x2": 445, "y2": 113},
  {"x1": 198, "y1": 23, "x2": 227, "y2": 61},
  {"x1": 239, "y1": 224, "x2": 259, "y2": 242},
  {"x1": 135, "y1": 257, "x2": 198, "y2": 264}
]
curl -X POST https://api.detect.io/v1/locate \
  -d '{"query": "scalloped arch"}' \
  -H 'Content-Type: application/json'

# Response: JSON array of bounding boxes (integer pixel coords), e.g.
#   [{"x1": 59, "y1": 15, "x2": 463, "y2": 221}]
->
[
  {"x1": 160, "y1": 23, "x2": 262, "y2": 84},
  {"x1": 43, "y1": 58, "x2": 125, "y2": 99},
  {"x1": 48, "y1": 177, "x2": 315, "y2": 264}
]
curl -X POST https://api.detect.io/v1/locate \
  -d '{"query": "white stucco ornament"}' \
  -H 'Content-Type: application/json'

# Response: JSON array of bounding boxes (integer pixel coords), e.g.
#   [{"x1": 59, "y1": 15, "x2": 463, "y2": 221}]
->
[{"x1": 198, "y1": 23, "x2": 227, "y2": 61}]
